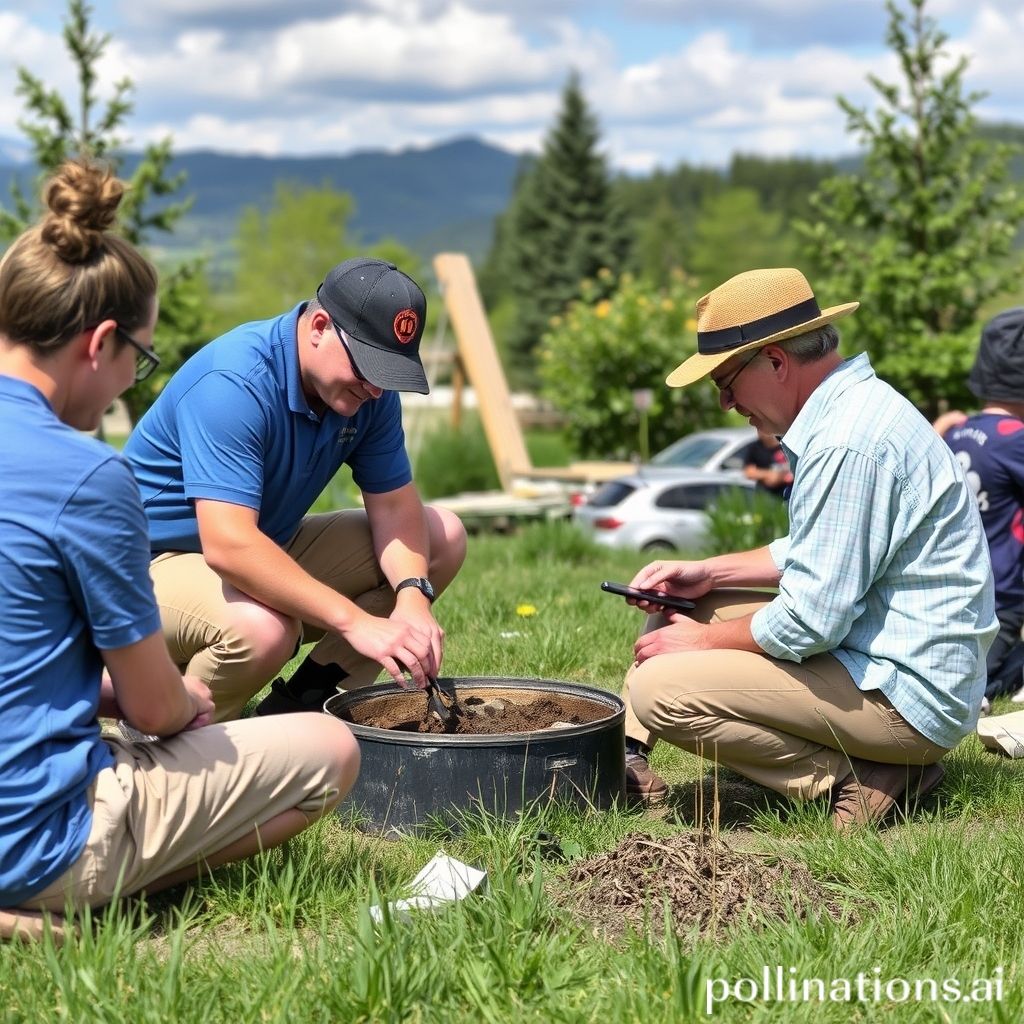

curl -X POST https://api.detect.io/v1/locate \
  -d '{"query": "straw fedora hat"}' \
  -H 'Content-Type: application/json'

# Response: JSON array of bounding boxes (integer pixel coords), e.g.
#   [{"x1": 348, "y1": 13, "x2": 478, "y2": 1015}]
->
[{"x1": 666, "y1": 267, "x2": 859, "y2": 388}]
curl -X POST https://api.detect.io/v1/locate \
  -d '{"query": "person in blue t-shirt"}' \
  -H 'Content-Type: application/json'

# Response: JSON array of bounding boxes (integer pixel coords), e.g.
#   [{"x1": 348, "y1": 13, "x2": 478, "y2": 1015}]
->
[
  {"x1": 123, "y1": 258, "x2": 467, "y2": 720},
  {"x1": 935, "y1": 308, "x2": 1024, "y2": 704},
  {"x1": 0, "y1": 160, "x2": 359, "y2": 943}
]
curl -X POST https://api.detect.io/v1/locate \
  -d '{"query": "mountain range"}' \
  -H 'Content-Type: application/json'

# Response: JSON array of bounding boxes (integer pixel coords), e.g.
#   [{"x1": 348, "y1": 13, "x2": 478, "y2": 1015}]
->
[
  {"x1": 3, "y1": 124, "x2": 1024, "y2": 272},
  {"x1": 0, "y1": 136, "x2": 524, "y2": 268}
]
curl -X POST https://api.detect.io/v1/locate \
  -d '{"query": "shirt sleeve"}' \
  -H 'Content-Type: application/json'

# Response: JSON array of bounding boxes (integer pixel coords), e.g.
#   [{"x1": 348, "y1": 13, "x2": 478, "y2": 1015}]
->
[
  {"x1": 175, "y1": 372, "x2": 268, "y2": 510},
  {"x1": 56, "y1": 458, "x2": 162, "y2": 651},
  {"x1": 767, "y1": 536, "x2": 790, "y2": 571},
  {"x1": 347, "y1": 391, "x2": 413, "y2": 494},
  {"x1": 751, "y1": 444, "x2": 906, "y2": 661}
]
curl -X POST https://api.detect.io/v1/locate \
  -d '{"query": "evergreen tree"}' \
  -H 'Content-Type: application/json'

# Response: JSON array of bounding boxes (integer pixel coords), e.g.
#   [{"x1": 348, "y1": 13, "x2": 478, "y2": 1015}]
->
[
  {"x1": 0, "y1": 0, "x2": 206, "y2": 427},
  {"x1": 689, "y1": 187, "x2": 796, "y2": 291},
  {"x1": 503, "y1": 73, "x2": 630, "y2": 381},
  {"x1": 799, "y1": 0, "x2": 1024, "y2": 416},
  {"x1": 728, "y1": 154, "x2": 835, "y2": 223},
  {"x1": 631, "y1": 195, "x2": 690, "y2": 289}
]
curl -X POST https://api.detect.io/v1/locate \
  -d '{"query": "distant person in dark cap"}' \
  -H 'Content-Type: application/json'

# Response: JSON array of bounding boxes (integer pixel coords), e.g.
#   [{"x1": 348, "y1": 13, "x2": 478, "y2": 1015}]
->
[
  {"x1": 124, "y1": 258, "x2": 467, "y2": 720},
  {"x1": 934, "y1": 308, "x2": 1024, "y2": 706},
  {"x1": 617, "y1": 267, "x2": 995, "y2": 829}
]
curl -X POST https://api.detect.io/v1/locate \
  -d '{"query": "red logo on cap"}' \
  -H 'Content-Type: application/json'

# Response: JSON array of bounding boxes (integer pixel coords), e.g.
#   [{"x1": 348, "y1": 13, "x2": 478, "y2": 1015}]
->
[{"x1": 393, "y1": 309, "x2": 419, "y2": 345}]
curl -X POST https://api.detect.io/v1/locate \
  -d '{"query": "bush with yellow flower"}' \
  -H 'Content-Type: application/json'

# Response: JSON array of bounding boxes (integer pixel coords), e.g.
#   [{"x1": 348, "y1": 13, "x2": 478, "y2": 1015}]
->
[{"x1": 538, "y1": 270, "x2": 731, "y2": 459}]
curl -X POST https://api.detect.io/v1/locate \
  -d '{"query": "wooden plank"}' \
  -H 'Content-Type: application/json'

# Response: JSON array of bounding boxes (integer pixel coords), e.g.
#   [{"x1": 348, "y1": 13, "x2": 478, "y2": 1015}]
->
[
  {"x1": 520, "y1": 461, "x2": 635, "y2": 484},
  {"x1": 433, "y1": 253, "x2": 533, "y2": 490}
]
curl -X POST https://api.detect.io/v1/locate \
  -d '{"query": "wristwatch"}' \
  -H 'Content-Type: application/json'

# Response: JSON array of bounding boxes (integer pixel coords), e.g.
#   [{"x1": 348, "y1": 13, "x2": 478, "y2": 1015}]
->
[{"x1": 395, "y1": 576, "x2": 435, "y2": 602}]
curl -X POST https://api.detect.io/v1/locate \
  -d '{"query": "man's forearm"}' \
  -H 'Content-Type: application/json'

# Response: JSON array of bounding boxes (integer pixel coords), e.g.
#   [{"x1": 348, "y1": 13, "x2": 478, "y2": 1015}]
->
[
  {"x1": 364, "y1": 484, "x2": 432, "y2": 587},
  {"x1": 704, "y1": 545, "x2": 782, "y2": 589},
  {"x1": 699, "y1": 613, "x2": 766, "y2": 654}
]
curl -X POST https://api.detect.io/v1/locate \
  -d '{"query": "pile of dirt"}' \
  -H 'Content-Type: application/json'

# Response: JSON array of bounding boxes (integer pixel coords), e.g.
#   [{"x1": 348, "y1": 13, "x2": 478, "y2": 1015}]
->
[
  {"x1": 354, "y1": 691, "x2": 609, "y2": 735},
  {"x1": 561, "y1": 832, "x2": 847, "y2": 942}
]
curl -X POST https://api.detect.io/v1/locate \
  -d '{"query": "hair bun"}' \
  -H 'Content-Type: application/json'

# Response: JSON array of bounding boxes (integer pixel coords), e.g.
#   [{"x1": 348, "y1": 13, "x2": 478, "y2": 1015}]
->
[{"x1": 39, "y1": 159, "x2": 126, "y2": 264}]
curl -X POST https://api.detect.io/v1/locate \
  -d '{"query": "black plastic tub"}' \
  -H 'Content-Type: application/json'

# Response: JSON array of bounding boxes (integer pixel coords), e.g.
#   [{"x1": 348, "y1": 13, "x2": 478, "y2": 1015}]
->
[{"x1": 324, "y1": 677, "x2": 626, "y2": 835}]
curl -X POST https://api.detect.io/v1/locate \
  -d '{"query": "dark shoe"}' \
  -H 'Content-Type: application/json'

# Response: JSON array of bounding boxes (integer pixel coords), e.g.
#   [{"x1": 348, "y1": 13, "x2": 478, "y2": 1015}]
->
[
  {"x1": 625, "y1": 752, "x2": 668, "y2": 807},
  {"x1": 252, "y1": 677, "x2": 336, "y2": 717},
  {"x1": 832, "y1": 758, "x2": 944, "y2": 830}
]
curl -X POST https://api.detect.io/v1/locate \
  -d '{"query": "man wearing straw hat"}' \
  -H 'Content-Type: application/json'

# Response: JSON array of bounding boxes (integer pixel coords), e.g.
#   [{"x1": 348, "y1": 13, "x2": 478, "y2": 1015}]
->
[{"x1": 619, "y1": 267, "x2": 996, "y2": 828}]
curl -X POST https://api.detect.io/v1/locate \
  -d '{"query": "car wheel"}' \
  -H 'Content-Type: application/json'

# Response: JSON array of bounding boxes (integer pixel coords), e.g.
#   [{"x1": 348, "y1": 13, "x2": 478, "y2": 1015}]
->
[{"x1": 641, "y1": 539, "x2": 676, "y2": 552}]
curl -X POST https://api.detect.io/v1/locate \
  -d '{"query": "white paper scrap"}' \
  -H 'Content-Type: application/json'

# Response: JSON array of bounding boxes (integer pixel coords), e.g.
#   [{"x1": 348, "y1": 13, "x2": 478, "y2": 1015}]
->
[{"x1": 369, "y1": 852, "x2": 487, "y2": 923}]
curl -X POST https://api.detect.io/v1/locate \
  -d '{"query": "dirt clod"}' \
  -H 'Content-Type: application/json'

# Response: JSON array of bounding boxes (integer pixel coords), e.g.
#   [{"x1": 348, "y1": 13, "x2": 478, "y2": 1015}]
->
[
  {"x1": 345, "y1": 687, "x2": 610, "y2": 736},
  {"x1": 561, "y1": 832, "x2": 847, "y2": 942}
]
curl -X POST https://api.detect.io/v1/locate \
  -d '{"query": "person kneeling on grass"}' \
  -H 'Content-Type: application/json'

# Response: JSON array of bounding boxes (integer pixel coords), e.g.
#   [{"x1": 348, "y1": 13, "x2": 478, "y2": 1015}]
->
[
  {"x1": 0, "y1": 159, "x2": 360, "y2": 942},
  {"x1": 122, "y1": 253, "x2": 466, "y2": 723},
  {"x1": 619, "y1": 268, "x2": 996, "y2": 829}
]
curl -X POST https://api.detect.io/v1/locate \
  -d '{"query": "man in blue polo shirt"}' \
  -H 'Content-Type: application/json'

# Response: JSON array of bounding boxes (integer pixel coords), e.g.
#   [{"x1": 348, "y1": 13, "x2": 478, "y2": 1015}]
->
[{"x1": 124, "y1": 258, "x2": 467, "y2": 720}]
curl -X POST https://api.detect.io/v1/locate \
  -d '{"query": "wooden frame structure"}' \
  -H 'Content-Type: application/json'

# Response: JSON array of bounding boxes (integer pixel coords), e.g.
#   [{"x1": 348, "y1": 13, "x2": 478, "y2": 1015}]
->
[{"x1": 433, "y1": 252, "x2": 632, "y2": 493}]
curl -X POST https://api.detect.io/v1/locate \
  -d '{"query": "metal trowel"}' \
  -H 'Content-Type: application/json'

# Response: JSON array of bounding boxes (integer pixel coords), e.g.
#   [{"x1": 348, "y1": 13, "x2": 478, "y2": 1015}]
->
[{"x1": 425, "y1": 676, "x2": 460, "y2": 729}]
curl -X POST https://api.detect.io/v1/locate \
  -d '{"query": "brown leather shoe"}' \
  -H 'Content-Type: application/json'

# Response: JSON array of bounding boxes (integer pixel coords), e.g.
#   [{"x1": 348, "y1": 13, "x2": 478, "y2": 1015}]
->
[
  {"x1": 625, "y1": 752, "x2": 668, "y2": 807},
  {"x1": 832, "y1": 759, "x2": 945, "y2": 830}
]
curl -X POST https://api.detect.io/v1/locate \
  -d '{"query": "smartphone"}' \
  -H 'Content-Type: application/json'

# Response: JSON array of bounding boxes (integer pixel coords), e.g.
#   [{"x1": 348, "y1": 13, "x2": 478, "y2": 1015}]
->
[{"x1": 600, "y1": 580, "x2": 695, "y2": 612}]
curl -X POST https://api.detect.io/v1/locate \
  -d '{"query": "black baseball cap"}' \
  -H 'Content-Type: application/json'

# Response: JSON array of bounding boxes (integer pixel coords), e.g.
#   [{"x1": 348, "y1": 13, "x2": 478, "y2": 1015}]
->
[{"x1": 316, "y1": 257, "x2": 429, "y2": 394}]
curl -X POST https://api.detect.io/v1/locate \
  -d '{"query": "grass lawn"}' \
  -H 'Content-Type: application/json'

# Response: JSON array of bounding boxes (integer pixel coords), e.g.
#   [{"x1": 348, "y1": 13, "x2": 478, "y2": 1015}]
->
[{"x1": 4, "y1": 522, "x2": 1022, "y2": 1022}]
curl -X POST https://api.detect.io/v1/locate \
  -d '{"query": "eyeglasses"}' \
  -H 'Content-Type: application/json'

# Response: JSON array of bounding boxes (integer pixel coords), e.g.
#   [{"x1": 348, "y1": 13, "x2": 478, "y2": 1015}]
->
[
  {"x1": 115, "y1": 327, "x2": 161, "y2": 383},
  {"x1": 336, "y1": 329, "x2": 368, "y2": 383},
  {"x1": 712, "y1": 349, "x2": 760, "y2": 402}
]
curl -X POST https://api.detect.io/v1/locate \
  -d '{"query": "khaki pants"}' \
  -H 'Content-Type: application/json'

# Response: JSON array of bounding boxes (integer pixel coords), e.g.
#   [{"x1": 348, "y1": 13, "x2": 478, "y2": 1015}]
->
[
  {"x1": 19, "y1": 714, "x2": 351, "y2": 912},
  {"x1": 151, "y1": 510, "x2": 397, "y2": 721},
  {"x1": 622, "y1": 590, "x2": 947, "y2": 800}
]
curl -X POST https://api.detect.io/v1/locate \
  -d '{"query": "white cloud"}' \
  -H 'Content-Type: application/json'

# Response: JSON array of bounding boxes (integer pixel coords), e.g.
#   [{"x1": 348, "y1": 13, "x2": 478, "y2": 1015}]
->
[
  {"x1": 3, "y1": 1, "x2": 1023, "y2": 172},
  {"x1": 956, "y1": 4, "x2": 1024, "y2": 98},
  {"x1": 0, "y1": 15, "x2": 78, "y2": 130}
]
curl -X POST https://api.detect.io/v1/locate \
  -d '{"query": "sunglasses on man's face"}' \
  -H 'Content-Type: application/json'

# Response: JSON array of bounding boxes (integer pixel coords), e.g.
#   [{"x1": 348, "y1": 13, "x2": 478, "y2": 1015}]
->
[{"x1": 115, "y1": 327, "x2": 161, "y2": 383}]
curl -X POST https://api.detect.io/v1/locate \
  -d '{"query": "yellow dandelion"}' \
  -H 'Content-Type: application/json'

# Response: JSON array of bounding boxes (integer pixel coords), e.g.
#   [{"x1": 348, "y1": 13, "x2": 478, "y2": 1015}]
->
[
  {"x1": 685, "y1": 318, "x2": 698, "y2": 332},
  {"x1": 595, "y1": 300, "x2": 611, "y2": 319},
  {"x1": 516, "y1": 603, "x2": 538, "y2": 617}
]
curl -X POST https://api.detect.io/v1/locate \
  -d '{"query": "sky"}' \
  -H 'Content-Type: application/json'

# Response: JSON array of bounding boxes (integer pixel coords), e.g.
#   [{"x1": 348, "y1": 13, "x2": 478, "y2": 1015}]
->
[{"x1": 2, "y1": 0, "x2": 1023, "y2": 173}]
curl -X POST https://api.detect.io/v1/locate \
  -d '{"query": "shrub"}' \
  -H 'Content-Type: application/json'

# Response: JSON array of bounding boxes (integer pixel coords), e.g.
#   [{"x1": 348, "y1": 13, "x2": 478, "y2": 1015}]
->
[
  {"x1": 538, "y1": 270, "x2": 729, "y2": 459},
  {"x1": 412, "y1": 417, "x2": 500, "y2": 500},
  {"x1": 702, "y1": 487, "x2": 790, "y2": 556}
]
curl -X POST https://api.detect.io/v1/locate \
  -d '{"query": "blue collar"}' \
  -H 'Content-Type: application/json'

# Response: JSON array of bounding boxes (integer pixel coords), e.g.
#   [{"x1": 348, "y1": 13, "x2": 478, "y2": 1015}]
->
[{"x1": 0, "y1": 373, "x2": 52, "y2": 410}]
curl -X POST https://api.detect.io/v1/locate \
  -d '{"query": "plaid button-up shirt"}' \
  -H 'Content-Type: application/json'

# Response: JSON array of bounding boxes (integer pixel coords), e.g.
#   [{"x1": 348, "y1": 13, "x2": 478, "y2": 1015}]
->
[{"x1": 751, "y1": 353, "x2": 996, "y2": 748}]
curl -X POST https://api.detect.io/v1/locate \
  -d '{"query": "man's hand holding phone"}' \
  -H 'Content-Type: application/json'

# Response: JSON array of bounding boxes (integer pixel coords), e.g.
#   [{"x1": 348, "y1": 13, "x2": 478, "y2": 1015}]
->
[{"x1": 600, "y1": 580, "x2": 695, "y2": 613}]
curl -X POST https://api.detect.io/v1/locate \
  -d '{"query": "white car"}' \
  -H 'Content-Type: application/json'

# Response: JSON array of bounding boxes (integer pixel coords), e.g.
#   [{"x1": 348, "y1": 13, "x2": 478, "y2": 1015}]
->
[
  {"x1": 646, "y1": 426, "x2": 756, "y2": 474},
  {"x1": 573, "y1": 469, "x2": 758, "y2": 552}
]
